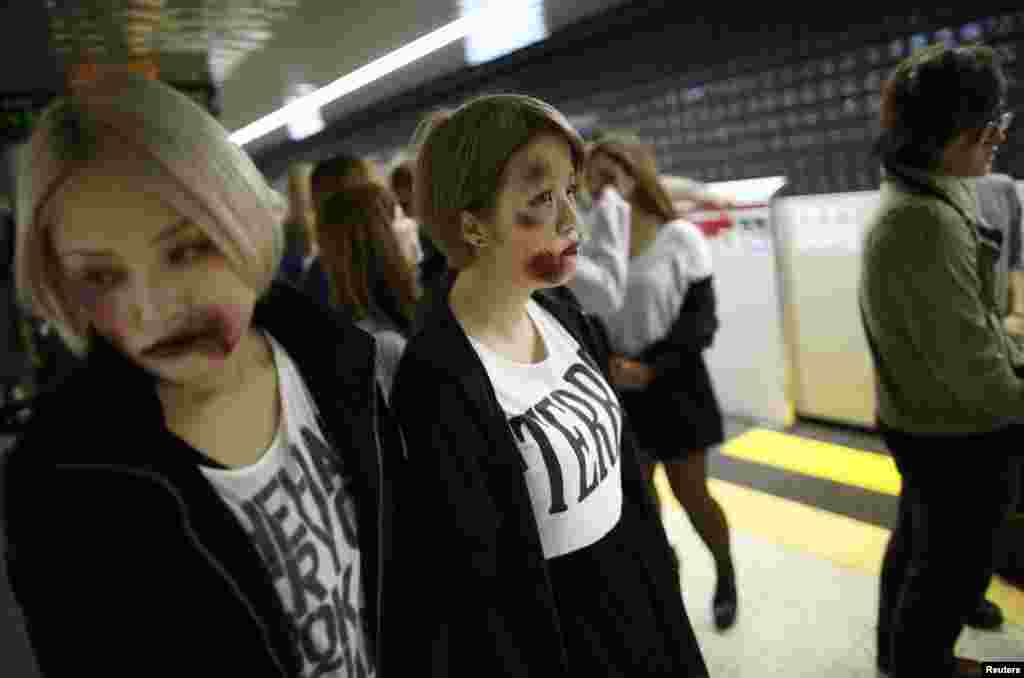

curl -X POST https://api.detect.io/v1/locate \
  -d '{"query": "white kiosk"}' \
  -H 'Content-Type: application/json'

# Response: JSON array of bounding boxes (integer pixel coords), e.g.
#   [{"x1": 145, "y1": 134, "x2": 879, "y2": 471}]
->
[{"x1": 688, "y1": 176, "x2": 794, "y2": 429}]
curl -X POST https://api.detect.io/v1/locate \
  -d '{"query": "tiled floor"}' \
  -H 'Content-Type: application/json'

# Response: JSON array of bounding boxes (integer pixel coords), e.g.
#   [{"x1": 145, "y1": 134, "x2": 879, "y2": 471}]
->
[
  {"x1": 665, "y1": 415, "x2": 1024, "y2": 676},
  {"x1": 4, "y1": 420, "x2": 1024, "y2": 677},
  {"x1": 664, "y1": 499, "x2": 1024, "y2": 676}
]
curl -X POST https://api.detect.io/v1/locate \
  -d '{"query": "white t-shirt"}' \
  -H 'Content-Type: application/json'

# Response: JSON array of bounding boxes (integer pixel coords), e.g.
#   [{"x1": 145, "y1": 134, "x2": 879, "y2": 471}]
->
[
  {"x1": 569, "y1": 186, "x2": 714, "y2": 357},
  {"x1": 607, "y1": 219, "x2": 713, "y2": 357},
  {"x1": 469, "y1": 301, "x2": 624, "y2": 559},
  {"x1": 200, "y1": 335, "x2": 376, "y2": 678}
]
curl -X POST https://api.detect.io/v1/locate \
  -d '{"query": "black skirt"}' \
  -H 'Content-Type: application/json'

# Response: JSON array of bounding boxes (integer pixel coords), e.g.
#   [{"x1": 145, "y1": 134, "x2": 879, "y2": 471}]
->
[
  {"x1": 619, "y1": 351, "x2": 724, "y2": 461},
  {"x1": 548, "y1": 497, "x2": 708, "y2": 677}
]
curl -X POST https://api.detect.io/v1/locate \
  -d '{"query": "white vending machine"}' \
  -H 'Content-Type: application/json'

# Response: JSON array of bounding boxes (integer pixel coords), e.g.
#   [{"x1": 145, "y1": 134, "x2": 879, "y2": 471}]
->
[{"x1": 688, "y1": 177, "x2": 794, "y2": 429}]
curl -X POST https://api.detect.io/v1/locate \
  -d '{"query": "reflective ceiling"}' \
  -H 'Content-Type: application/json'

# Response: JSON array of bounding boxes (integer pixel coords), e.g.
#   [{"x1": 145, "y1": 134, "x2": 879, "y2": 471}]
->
[{"x1": 4, "y1": 1, "x2": 627, "y2": 135}]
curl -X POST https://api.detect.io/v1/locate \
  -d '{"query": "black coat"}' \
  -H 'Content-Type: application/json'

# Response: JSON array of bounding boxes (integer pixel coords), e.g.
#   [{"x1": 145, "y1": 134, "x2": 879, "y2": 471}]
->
[
  {"x1": 1, "y1": 282, "x2": 404, "y2": 677},
  {"x1": 390, "y1": 272, "x2": 707, "y2": 677}
]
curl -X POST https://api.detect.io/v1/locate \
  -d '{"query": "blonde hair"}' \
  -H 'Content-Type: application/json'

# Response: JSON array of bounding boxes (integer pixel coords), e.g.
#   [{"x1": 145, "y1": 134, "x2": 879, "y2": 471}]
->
[
  {"x1": 414, "y1": 95, "x2": 584, "y2": 269},
  {"x1": 16, "y1": 73, "x2": 286, "y2": 356}
]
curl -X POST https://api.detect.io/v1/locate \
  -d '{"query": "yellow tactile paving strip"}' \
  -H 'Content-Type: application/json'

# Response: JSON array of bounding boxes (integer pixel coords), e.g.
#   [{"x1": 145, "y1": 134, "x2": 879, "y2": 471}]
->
[
  {"x1": 652, "y1": 444, "x2": 1024, "y2": 627},
  {"x1": 721, "y1": 428, "x2": 901, "y2": 496}
]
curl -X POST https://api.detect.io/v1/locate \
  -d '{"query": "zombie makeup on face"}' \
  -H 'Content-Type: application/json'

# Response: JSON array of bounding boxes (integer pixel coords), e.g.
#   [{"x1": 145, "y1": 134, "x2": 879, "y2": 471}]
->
[
  {"x1": 141, "y1": 304, "x2": 245, "y2": 363},
  {"x1": 516, "y1": 168, "x2": 580, "y2": 231},
  {"x1": 526, "y1": 241, "x2": 578, "y2": 284},
  {"x1": 66, "y1": 260, "x2": 131, "y2": 344},
  {"x1": 514, "y1": 208, "x2": 546, "y2": 229}
]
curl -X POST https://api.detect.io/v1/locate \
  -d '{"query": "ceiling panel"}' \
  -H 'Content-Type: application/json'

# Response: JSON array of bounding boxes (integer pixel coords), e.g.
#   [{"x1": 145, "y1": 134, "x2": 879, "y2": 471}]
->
[
  {"x1": 0, "y1": 0, "x2": 626, "y2": 142},
  {"x1": 216, "y1": 0, "x2": 630, "y2": 134}
]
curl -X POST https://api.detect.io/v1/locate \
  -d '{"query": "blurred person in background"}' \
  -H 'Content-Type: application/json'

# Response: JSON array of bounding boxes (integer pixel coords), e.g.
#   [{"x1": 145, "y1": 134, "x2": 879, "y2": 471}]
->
[
  {"x1": 860, "y1": 42, "x2": 1021, "y2": 678},
  {"x1": 386, "y1": 155, "x2": 424, "y2": 270},
  {"x1": 310, "y1": 152, "x2": 385, "y2": 211},
  {"x1": 277, "y1": 162, "x2": 317, "y2": 287},
  {"x1": 976, "y1": 172, "x2": 1024, "y2": 337},
  {"x1": 317, "y1": 182, "x2": 421, "y2": 399},
  {"x1": 299, "y1": 152, "x2": 387, "y2": 306},
  {"x1": 569, "y1": 133, "x2": 737, "y2": 631},
  {"x1": 389, "y1": 154, "x2": 416, "y2": 219},
  {"x1": 587, "y1": 128, "x2": 736, "y2": 215}
]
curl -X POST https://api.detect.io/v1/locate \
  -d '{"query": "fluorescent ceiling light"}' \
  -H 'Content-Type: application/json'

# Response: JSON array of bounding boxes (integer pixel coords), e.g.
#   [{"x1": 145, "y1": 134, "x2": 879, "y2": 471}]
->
[
  {"x1": 285, "y1": 82, "x2": 325, "y2": 141},
  {"x1": 229, "y1": 3, "x2": 503, "y2": 147},
  {"x1": 461, "y1": 0, "x2": 546, "y2": 66}
]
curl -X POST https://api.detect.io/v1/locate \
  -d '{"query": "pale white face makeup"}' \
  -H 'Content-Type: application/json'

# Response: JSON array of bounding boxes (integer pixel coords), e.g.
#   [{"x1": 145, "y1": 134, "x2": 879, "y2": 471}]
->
[
  {"x1": 466, "y1": 131, "x2": 582, "y2": 289},
  {"x1": 52, "y1": 162, "x2": 259, "y2": 389}
]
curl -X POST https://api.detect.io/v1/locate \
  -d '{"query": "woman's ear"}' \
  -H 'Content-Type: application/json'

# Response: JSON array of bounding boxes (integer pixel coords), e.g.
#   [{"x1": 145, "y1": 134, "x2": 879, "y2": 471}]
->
[{"x1": 460, "y1": 211, "x2": 489, "y2": 249}]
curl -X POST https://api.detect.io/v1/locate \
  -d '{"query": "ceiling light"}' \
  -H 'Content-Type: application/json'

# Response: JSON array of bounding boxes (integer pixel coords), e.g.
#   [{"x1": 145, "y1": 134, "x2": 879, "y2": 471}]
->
[{"x1": 228, "y1": 2, "x2": 503, "y2": 147}]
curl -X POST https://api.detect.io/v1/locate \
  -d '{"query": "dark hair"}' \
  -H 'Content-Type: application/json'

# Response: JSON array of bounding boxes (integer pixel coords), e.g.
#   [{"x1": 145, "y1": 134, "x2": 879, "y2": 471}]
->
[
  {"x1": 317, "y1": 183, "x2": 420, "y2": 329},
  {"x1": 390, "y1": 162, "x2": 413, "y2": 192},
  {"x1": 310, "y1": 152, "x2": 381, "y2": 207},
  {"x1": 874, "y1": 43, "x2": 1007, "y2": 171}
]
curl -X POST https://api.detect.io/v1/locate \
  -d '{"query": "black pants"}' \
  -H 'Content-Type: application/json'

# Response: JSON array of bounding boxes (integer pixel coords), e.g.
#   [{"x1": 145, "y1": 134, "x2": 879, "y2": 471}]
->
[{"x1": 878, "y1": 423, "x2": 1022, "y2": 677}]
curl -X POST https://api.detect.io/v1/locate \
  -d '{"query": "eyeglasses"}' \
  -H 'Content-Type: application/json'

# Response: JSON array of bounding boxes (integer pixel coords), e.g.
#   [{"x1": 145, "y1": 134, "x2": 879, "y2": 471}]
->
[{"x1": 987, "y1": 110, "x2": 1015, "y2": 134}]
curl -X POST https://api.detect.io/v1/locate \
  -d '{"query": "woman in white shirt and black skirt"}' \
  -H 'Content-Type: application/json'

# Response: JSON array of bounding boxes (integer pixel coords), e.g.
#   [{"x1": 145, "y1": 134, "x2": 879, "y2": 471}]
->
[{"x1": 570, "y1": 135, "x2": 738, "y2": 631}]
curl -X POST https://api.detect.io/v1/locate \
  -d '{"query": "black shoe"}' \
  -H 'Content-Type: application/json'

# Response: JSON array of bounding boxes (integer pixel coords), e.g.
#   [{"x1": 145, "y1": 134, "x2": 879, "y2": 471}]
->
[
  {"x1": 965, "y1": 598, "x2": 1003, "y2": 630},
  {"x1": 712, "y1": 578, "x2": 737, "y2": 631}
]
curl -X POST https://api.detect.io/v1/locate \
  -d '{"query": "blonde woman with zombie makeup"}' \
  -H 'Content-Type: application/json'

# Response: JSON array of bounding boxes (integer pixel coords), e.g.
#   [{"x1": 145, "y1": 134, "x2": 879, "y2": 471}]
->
[
  {"x1": 1, "y1": 74, "x2": 403, "y2": 677},
  {"x1": 389, "y1": 95, "x2": 708, "y2": 678}
]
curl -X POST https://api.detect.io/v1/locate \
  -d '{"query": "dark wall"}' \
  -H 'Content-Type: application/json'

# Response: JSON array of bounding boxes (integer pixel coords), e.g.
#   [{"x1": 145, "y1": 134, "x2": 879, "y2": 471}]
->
[{"x1": 256, "y1": 5, "x2": 1024, "y2": 195}]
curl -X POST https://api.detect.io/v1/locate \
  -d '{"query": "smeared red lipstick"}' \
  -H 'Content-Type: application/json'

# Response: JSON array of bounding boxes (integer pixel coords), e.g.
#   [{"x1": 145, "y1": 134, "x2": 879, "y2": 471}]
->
[
  {"x1": 143, "y1": 306, "x2": 242, "y2": 361},
  {"x1": 527, "y1": 242, "x2": 579, "y2": 284}
]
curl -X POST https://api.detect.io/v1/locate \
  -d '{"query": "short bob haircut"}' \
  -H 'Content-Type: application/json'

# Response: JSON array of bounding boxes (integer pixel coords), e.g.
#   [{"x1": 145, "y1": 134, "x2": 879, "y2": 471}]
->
[
  {"x1": 413, "y1": 94, "x2": 585, "y2": 270},
  {"x1": 874, "y1": 43, "x2": 1007, "y2": 171},
  {"x1": 16, "y1": 72, "x2": 286, "y2": 357},
  {"x1": 587, "y1": 133, "x2": 678, "y2": 225}
]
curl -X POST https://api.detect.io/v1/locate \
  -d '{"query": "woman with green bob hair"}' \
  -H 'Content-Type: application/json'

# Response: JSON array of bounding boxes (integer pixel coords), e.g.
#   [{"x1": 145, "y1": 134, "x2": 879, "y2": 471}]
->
[{"x1": 390, "y1": 93, "x2": 708, "y2": 677}]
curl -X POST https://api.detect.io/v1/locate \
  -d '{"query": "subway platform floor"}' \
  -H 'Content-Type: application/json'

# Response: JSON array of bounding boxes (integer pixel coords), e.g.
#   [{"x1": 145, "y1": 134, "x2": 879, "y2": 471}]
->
[
  {"x1": 3, "y1": 418, "x2": 1024, "y2": 677},
  {"x1": 668, "y1": 416, "x2": 1024, "y2": 676}
]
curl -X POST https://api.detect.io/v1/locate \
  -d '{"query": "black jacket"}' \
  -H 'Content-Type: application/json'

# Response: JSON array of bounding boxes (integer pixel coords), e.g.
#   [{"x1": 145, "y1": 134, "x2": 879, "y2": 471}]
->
[
  {"x1": 1, "y1": 282, "x2": 404, "y2": 677},
  {"x1": 642, "y1": 275, "x2": 719, "y2": 373},
  {"x1": 390, "y1": 272, "x2": 705, "y2": 677}
]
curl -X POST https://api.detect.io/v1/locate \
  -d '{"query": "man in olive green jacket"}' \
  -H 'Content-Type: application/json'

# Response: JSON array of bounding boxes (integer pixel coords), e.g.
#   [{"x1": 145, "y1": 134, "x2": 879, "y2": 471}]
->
[{"x1": 859, "y1": 43, "x2": 1022, "y2": 678}]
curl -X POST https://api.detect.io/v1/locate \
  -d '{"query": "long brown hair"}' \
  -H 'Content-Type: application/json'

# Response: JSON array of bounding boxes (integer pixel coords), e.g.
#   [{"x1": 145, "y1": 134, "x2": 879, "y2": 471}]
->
[
  {"x1": 588, "y1": 136, "x2": 677, "y2": 223},
  {"x1": 317, "y1": 183, "x2": 420, "y2": 327}
]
